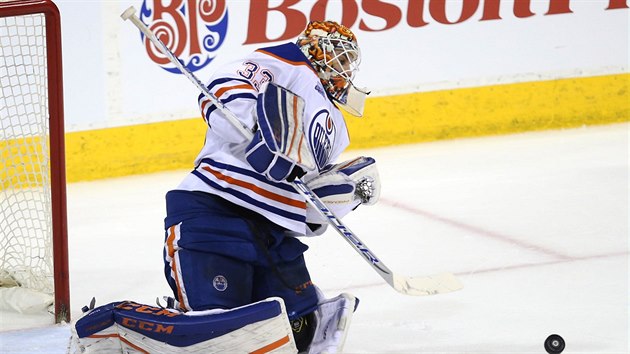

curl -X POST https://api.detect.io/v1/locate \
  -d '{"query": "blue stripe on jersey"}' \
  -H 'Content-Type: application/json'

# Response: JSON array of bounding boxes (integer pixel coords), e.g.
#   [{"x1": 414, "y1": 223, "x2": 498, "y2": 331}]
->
[
  {"x1": 198, "y1": 158, "x2": 295, "y2": 193},
  {"x1": 204, "y1": 93, "x2": 257, "y2": 121},
  {"x1": 258, "y1": 42, "x2": 311, "y2": 67},
  {"x1": 191, "y1": 170, "x2": 305, "y2": 223}
]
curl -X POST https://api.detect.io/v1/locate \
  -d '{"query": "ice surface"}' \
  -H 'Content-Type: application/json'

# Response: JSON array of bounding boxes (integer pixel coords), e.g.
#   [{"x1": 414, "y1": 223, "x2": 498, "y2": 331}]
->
[{"x1": 1, "y1": 123, "x2": 628, "y2": 353}]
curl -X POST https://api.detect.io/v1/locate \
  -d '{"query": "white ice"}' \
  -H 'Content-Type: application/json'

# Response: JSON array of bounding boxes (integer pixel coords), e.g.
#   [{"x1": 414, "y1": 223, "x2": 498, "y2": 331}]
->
[{"x1": 1, "y1": 123, "x2": 628, "y2": 353}]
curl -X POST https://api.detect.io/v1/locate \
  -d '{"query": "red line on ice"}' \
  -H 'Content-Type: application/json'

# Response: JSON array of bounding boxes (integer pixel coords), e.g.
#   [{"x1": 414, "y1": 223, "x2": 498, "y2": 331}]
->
[{"x1": 380, "y1": 198, "x2": 573, "y2": 260}]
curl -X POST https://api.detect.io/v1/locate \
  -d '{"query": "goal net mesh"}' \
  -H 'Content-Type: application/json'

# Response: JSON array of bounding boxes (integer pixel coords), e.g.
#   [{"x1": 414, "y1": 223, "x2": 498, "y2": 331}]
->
[{"x1": 0, "y1": 11, "x2": 54, "y2": 296}]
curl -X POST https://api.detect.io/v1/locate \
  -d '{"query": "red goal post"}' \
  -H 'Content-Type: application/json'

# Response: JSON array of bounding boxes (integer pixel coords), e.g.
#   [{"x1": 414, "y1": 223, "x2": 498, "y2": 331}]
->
[{"x1": 0, "y1": 0, "x2": 69, "y2": 323}]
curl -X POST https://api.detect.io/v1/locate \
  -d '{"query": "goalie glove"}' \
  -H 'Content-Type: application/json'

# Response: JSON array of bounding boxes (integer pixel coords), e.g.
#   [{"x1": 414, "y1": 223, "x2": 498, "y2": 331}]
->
[
  {"x1": 305, "y1": 156, "x2": 380, "y2": 227},
  {"x1": 245, "y1": 82, "x2": 316, "y2": 182}
]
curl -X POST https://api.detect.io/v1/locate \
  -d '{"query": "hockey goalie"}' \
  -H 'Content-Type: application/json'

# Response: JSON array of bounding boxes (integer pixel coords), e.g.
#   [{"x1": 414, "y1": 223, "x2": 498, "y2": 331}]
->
[{"x1": 71, "y1": 19, "x2": 380, "y2": 353}]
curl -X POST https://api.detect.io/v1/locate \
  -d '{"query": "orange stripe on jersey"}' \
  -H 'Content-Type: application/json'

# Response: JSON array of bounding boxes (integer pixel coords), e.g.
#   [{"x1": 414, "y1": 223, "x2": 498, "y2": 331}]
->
[
  {"x1": 249, "y1": 335, "x2": 291, "y2": 354},
  {"x1": 215, "y1": 83, "x2": 255, "y2": 100},
  {"x1": 256, "y1": 49, "x2": 317, "y2": 75},
  {"x1": 201, "y1": 165, "x2": 306, "y2": 209},
  {"x1": 200, "y1": 99, "x2": 211, "y2": 117}
]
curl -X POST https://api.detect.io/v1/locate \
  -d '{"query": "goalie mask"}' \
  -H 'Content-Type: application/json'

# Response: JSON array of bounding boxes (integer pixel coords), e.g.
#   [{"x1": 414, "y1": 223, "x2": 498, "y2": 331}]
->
[{"x1": 297, "y1": 21, "x2": 369, "y2": 117}]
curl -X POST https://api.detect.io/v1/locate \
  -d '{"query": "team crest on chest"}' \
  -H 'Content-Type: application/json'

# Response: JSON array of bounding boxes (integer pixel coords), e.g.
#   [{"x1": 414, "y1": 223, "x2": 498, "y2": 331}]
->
[{"x1": 309, "y1": 109, "x2": 336, "y2": 170}]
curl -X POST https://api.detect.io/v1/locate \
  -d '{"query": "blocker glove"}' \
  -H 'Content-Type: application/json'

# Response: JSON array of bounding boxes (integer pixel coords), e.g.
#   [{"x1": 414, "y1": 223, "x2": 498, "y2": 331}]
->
[
  {"x1": 245, "y1": 82, "x2": 315, "y2": 182},
  {"x1": 246, "y1": 130, "x2": 307, "y2": 182},
  {"x1": 305, "y1": 156, "x2": 381, "y2": 225}
]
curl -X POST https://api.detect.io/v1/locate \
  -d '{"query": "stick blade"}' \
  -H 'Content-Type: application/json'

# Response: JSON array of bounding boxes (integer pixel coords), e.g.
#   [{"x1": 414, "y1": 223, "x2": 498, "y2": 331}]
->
[{"x1": 393, "y1": 272, "x2": 463, "y2": 296}]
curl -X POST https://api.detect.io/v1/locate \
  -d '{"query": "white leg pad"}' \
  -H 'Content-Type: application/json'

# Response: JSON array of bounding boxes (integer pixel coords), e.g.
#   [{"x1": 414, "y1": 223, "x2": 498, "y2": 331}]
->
[
  {"x1": 307, "y1": 293, "x2": 357, "y2": 354},
  {"x1": 70, "y1": 297, "x2": 298, "y2": 353}
]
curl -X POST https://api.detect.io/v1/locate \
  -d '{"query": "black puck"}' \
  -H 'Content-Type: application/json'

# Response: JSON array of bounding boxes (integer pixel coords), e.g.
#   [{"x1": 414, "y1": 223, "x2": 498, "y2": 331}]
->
[{"x1": 544, "y1": 334, "x2": 565, "y2": 354}]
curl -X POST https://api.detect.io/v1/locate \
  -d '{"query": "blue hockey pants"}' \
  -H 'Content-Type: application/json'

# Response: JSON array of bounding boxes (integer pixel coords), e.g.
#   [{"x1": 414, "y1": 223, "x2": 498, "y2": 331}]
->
[{"x1": 163, "y1": 190, "x2": 318, "y2": 320}]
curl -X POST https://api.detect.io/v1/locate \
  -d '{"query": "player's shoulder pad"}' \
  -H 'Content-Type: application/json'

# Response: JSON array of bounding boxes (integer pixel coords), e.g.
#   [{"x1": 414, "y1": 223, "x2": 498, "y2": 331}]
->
[{"x1": 255, "y1": 43, "x2": 316, "y2": 74}]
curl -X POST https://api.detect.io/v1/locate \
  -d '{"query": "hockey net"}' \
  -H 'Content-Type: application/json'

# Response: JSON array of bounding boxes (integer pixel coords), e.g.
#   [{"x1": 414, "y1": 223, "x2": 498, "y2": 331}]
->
[{"x1": 0, "y1": 0, "x2": 69, "y2": 323}]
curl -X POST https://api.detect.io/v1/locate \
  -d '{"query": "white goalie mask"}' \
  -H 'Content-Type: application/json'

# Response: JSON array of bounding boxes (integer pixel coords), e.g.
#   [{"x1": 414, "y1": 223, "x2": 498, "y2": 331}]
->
[{"x1": 297, "y1": 21, "x2": 369, "y2": 117}]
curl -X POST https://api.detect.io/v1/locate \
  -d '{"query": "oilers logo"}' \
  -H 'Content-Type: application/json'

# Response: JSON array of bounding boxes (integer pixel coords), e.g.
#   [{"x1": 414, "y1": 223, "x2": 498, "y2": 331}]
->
[
  {"x1": 309, "y1": 109, "x2": 335, "y2": 170},
  {"x1": 139, "y1": 0, "x2": 228, "y2": 74},
  {"x1": 212, "y1": 275, "x2": 228, "y2": 291}
]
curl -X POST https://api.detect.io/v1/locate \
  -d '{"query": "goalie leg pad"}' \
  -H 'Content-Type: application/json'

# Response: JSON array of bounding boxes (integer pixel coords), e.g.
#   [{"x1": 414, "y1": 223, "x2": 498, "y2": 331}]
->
[{"x1": 71, "y1": 297, "x2": 298, "y2": 353}]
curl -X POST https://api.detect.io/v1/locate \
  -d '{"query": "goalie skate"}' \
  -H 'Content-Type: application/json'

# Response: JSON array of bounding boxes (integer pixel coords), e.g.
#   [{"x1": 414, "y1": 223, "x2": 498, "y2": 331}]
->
[{"x1": 305, "y1": 291, "x2": 358, "y2": 354}]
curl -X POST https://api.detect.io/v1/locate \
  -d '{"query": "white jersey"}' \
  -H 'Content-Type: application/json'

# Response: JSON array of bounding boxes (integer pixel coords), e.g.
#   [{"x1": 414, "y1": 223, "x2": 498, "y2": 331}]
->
[{"x1": 176, "y1": 43, "x2": 350, "y2": 234}]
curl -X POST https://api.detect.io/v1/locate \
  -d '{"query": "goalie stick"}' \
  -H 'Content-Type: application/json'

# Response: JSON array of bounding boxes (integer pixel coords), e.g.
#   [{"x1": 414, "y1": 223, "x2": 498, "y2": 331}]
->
[{"x1": 120, "y1": 7, "x2": 462, "y2": 296}]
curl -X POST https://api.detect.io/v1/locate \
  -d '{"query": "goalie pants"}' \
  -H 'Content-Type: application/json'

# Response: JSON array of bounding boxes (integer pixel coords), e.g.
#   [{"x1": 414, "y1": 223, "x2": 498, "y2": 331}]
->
[{"x1": 163, "y1": 190, "x2": 318, "y2": 320}]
